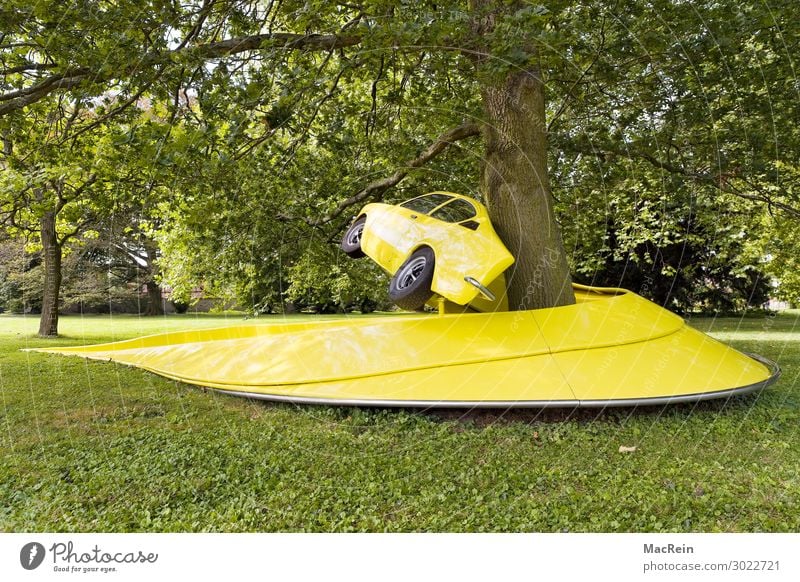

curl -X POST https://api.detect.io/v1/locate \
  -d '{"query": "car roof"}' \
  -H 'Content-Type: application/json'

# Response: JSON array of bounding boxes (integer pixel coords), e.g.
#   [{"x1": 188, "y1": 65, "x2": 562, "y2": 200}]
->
[
  {"x1": 403, "y1": 191, "x2": 489, "y2": 220},
  {"x1": 396, "y1": 192, "x2": 479, "y2": 222},
  {"x1": 402, "y1": 191, "x2": 486, "y2": 209}
]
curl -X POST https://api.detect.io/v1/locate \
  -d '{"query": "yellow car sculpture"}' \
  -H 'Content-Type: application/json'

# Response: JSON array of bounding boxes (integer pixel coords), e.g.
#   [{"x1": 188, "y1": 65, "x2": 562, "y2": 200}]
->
[
  {"x1": 340, "y1": 192, "x2": 514, "y2": 311},
  {"x1": 32, "y1": 192, "x2": 781, "y2": 408}
]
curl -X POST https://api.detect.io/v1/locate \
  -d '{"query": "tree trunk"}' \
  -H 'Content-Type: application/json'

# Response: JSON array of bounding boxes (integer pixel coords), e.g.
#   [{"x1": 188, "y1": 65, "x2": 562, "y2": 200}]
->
[
  {"x1": 481, "y1": 70, "x2": 575, "y2": 310},
  {"x1": 473, "y1": 0, "x2": 576, "y2": 311},
  {"x1": 144, "y1": 280, "x2": 164, "y2": 316},
  {"x1": 142, "y1": 238, "x2": 164, "y2": 316},
  {"x1": 38, "y1": 211, "x2": 62, "y2": 337}
]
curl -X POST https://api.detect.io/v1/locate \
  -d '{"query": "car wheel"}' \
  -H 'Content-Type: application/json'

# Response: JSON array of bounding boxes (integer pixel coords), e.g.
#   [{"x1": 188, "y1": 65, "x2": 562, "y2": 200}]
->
[
  {"x1": 340, "y1": 216, "x2": 366, "y2": 258},
  {"x1": 389, "y1": 247, "x2": 435, "y2": 310}
]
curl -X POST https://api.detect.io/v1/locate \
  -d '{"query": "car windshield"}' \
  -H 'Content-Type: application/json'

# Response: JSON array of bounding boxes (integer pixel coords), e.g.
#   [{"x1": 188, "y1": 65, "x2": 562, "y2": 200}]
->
[
  {"x1": 400, "y1": 193, "x2": 453, "y2": 214},
  {"x1": 430, "y1": 198, "x2": 477, "y2": 223}
]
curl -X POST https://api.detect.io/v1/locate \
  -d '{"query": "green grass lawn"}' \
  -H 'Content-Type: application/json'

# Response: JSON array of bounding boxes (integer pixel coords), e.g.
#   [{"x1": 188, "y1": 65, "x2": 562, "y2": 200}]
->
[{"x1": 1, "y1": 311, "x2": 798, "y2": 532}]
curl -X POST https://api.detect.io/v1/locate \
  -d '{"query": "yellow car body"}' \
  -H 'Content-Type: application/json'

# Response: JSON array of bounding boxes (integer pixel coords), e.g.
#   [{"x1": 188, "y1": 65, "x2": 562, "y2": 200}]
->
[{"x1": 355, "y1": 191, "x2": 514, "y2": 311}]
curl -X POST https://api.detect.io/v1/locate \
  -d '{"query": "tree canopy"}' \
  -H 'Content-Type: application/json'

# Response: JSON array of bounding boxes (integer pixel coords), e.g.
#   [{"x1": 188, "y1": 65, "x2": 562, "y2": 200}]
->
[{"x1": 1, "y1": 0, "x2": 798, "y2": 333}]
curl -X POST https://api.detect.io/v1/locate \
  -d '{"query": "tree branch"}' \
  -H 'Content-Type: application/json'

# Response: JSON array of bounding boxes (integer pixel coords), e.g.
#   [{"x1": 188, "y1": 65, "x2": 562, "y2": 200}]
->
[
  {"x1": 0, "y1": 74, "x2": 88, "y2": 116},
  {"x1": 306, "y1": 121, "x2": 481, "y2": 226},
  {"x1": 0, "y1": 68, "x2": 91, "y2": 102},
  {"x1": 547, "y1": 13, "x2": 607, "y2": 132},
  {"x1": 566, "y1": 141, "x2": 800, "y2": 217},
  {"x1": 1, "y1": 62, "x2": 56, "y2": 75},
  {"x1": 176, "y1": 0, "x2": 217, "y2": 50},
  {"x1": 0, "y1": 33, "x2": 363, "y2": 117},
  {"x1": 191, "y1": 32, "x2": 362, "y2": 59}
]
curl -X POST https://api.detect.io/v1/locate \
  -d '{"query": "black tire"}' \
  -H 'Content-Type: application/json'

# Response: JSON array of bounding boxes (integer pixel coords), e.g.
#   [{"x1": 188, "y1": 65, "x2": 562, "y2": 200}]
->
[
  {"x1": 389, "y1": 247, "x2": 435, "y2": 310},
  {"x1": 341, "y1": 216, "x2": 366, "y2": 258}
]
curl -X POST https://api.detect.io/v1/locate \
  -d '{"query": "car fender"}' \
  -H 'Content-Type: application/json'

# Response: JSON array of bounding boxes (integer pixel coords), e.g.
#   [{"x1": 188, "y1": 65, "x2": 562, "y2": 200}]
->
[{"x1": 421, "y1": 234, "x2": 513, "y2": 305}]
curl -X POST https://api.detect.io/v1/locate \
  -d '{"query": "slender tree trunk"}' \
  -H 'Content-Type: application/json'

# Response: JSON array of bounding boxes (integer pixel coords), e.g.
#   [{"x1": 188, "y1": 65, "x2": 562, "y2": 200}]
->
[
  {"x1": 473, "y1": 0, "x2": 575, "y2": 311},
  {"x1": 39, "y1": 210, "x2": 62, "y2": 337},
  {"x1": 142, "y1": 238, "x2": 164, "y2": 316}
]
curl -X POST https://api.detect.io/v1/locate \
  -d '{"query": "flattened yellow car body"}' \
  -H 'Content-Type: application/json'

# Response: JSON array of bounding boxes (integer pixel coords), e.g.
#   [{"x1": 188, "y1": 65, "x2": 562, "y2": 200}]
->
[
  {"x1": 34, "y1": 284, "x2": 779, "y2": 407},
  {"x1": 358, "y1": 192, "x2": 514, "y2": 309}
]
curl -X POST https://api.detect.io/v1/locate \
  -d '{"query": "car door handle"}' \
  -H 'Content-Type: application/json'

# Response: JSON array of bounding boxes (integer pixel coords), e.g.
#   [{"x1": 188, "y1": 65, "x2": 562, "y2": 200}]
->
[
  {"x1": 464, "y1": 276, "x2": 496, "y2": 301},
  {"x1": 410, "y1": 214, "x2": 418, "y2": 219}
]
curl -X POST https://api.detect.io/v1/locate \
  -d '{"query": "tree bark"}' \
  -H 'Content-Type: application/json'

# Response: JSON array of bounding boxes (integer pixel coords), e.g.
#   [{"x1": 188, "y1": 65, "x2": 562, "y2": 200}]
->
[
  {"x1": 473, "y1": 1, "x2": 575, "y2": 310},
  {"x1": 144, "y1": 280, "x2": 164, "y2": 316},
  {"x1": 38, "y1": 210, "x2": 62, "y2": 337},
  {"x1": 142, "y1": 238, "x2": 164, "y2": 316}
]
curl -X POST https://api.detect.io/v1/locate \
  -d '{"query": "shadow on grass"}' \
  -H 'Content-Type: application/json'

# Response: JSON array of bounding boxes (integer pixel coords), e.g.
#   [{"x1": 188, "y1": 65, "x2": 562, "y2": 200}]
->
[
  {"x1": 419, "y1": 394, "x2": 768, "y2": 427},
  {"x1": 232, "y1": 390, "x2": 782, "y2": 428}
]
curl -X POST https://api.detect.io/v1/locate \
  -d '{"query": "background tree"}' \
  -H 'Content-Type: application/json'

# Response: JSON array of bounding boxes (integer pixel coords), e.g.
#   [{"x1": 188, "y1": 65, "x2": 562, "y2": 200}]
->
[
  {"x1": 547, "y1": 0, "x2": 799, "y2": 310},
  {"x1": 0, "y1": 103, "x2": 108, "y2": 335}
]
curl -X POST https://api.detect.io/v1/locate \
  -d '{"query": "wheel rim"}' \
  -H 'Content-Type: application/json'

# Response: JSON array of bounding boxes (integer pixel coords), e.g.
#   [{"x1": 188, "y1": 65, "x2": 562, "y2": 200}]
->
[
  {"x1": 346, "y1": 223, "x2": 364, "y2": 246},
  {"x1": 396, "y1": 256, "x2": 427, "y2": 290}
]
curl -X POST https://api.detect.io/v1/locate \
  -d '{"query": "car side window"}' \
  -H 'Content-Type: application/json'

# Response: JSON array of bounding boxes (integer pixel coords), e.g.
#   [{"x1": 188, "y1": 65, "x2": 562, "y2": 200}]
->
[
  {"x1": 400, "y1": 193, "x2": 452, "y2": 214},
  {"x1": 430, "y1": 198, "x2": 477, "y2": 223}
]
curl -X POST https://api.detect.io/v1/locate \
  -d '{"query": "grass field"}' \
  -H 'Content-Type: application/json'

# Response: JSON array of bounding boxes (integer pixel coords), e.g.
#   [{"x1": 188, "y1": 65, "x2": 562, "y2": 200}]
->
[{"x1": 1, "y1": 311, "x2": 798, "y2": 532}]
